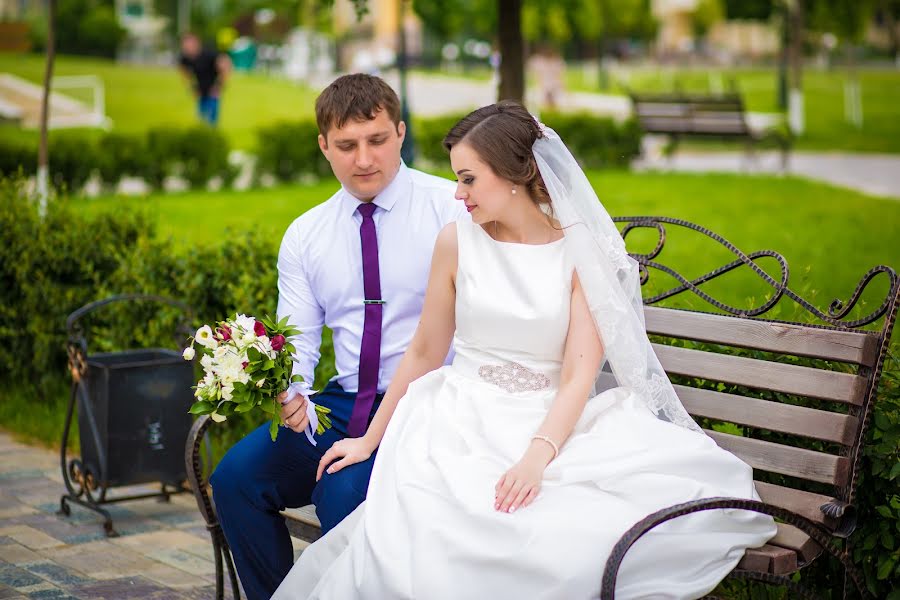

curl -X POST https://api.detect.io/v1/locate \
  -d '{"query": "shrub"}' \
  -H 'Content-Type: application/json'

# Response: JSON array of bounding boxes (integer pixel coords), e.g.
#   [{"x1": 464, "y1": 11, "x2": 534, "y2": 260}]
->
[
  {"x1": 256, "y1": 121, "x2": 331, "y2": 182},
  {"x1": 411, "y1": 114, "x2": 464, "y2": 167},
  {"x1": 0, "y1": 138, "x2": 37, "y2": 178},
  {"x1": 56, "y1": 0, "x2": 125, "y2": 58},
  {"x1": 411, "y1": 112, "x2": 641, "y2": 170},
  {"x1": 0, "y1": 134, "x2": 99, "y2": 191},
  {"x1": 77, "y1": 5, "x2": 126, "y2": 58},
  {"x1": 540, "y1": 112, "x2": 641, "y2": 169},
  {"x1": 145, "y1": 126, "x2": 233, "y2": 189},
  {"x1": 49, "y1": 133, "x2": 98, "y2": 191},
  {"x1": 96, "y1": 132, "x2": 148, "y2": 186},
  {"x1": 0, "y1": 177, "x2": 149, "y2": 388}
]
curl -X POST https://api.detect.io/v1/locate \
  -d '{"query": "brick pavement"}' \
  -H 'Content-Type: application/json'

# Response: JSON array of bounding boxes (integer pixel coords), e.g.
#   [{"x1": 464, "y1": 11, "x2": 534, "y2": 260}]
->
[{"x1": 0, "y1": 430, "x2": 277, "y2": 599}]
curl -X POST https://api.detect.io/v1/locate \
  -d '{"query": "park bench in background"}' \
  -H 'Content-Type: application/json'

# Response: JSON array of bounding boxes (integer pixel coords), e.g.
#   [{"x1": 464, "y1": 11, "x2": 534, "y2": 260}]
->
[
  {"x1": 187, "y1": 217, "x2": 898, "y2": 600},
  {"x1": 630, "y1": 92, "x2": 792, "y2": 170}
]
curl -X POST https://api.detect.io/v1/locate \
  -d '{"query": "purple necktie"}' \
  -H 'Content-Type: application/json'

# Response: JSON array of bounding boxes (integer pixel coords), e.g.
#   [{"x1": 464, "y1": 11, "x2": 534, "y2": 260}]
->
[{"x1": 348, "y1": 202, "x2": 383, "y2": 437}]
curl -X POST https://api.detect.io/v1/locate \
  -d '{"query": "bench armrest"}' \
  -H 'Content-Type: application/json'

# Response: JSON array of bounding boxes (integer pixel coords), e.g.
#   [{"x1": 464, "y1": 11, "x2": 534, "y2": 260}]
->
[
  {"x1": 599, "y1": 497, "x2": 866, "y2": 600},
  {"x1": 184, "y1": 415, "x2": 218, "y2": 528}
]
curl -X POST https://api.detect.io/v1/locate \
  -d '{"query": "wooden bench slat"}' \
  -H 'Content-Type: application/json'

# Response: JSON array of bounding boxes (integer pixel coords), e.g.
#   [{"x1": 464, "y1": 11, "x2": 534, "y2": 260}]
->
[
  {"x1": 739, "y1": 544, "x2": 799, "y2": 575},
  {"x1": 770, "y1": 523, "x2": 823, "y2": 564},
  {"x1": 706, "y1": 430, "x2": 850, "y2": 485},
  {"x1": 652, "y1": 343, "x2": 866, "y2": 405},
  {"x1": 753, "y1": 481, "x2": 839, "y2": 528},
  {"x1": 736, "y1": 547, "x2": 773, "y2": 572},
  {"x1": 282, "y1": 505, "x2": 322, "y2": 542},
  {"x1": 644, "y1": 307, "x2": 877, "y2": 366},
  {"x1": 674, "y1": 384, "x2": 858, "y2": 445}
]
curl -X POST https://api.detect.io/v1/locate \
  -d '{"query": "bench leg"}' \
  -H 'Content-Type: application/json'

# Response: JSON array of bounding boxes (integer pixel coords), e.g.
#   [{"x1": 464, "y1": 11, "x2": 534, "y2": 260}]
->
[
  {"x1": 185, "y1": 415, "x2": 242, "y2": 599},
  {"x1": 744, "y1": 138, "x2": 758, "y2": 172}
]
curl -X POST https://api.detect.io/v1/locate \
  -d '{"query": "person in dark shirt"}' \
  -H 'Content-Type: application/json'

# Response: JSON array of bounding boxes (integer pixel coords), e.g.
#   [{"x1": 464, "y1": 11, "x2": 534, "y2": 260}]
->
[{"x1": 179, "y1": 33, "x2": 232, "y2": 126}]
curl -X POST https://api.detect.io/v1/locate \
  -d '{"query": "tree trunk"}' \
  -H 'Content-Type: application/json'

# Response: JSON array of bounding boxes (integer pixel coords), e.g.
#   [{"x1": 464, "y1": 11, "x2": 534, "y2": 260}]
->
[
  {"x1": 37, "y1": 0, "x2": 56, "y2": 216},
  {"x1": 880, "y1": 0, "x2": 900, "y2": 64},
  {"x1": 497, "y1": 0, "x2": 524, "y2": 102},
  {"x1": 597, "y1": 0, "x2": 610, "y2": 91},
  {"x1": 787, "y1": 0, "x2": 805, "y2": 135}
]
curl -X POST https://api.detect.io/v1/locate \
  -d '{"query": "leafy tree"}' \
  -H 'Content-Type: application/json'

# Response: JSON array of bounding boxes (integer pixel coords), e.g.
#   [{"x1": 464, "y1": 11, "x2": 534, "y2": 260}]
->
[
  {"x1": 724, "y1": 0, "x2": 773, "y2": 19},
  {"x1": 691, "y1": 0, "x2": 725, "y2": 37}
]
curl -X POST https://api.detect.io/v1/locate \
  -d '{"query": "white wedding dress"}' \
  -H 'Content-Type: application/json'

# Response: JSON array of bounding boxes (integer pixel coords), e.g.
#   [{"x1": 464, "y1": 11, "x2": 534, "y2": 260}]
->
[{"x1": 273, "y1": 220, "x2": 777, "y2": 600}]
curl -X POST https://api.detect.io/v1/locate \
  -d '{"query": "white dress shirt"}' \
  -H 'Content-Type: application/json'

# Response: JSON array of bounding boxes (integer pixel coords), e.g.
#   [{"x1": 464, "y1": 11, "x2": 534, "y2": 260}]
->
[{"x1": 276, "y1": 164, "x2": 468, "y2": 393}]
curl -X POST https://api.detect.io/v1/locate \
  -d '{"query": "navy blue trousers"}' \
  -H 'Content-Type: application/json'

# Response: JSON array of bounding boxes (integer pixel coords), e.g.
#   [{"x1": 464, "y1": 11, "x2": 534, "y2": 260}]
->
[
  {"x1": 210, "y1": 381, "x2": 380, "y2": 600},
  {"x1": 197, "y1": 95, "x2": 219, "y2": 125}
]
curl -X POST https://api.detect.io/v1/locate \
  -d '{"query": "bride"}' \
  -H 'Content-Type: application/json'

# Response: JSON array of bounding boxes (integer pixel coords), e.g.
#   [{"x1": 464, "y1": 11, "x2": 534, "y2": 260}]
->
[{"x1": 272, "y1": 101, "x2": 777, "y2": 599}]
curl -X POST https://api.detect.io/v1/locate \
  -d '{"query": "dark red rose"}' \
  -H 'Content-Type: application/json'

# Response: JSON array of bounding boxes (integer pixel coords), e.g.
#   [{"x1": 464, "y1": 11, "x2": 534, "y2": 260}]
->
[
  {"x1": 217, "y1": 325, "x2": 232, "y2": 341},
  {"x1": 254, "y1": 320, "x2": 267, "y2": 337},
  {"x1": 242, "y1": 361, "x2": 249, "y2": 369},
  {"x1": 271, "y1": 334, "x2": 286, "y2": 351}
]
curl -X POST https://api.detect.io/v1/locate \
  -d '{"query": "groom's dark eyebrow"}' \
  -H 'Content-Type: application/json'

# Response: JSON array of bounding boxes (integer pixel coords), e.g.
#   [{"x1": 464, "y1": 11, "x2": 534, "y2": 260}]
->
[{"x1": 333, "y1": 130, "x2": 391, "y2": 145}]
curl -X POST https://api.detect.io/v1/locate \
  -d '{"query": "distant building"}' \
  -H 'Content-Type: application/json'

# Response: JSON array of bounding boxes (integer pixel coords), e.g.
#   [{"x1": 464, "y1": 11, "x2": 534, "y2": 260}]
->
[
  {"x1": 652, "y1": 0, "x2": 699, "y2": 54},
  {"x1": 332, "y1": 0, "x2": 423, "y2": 71}
]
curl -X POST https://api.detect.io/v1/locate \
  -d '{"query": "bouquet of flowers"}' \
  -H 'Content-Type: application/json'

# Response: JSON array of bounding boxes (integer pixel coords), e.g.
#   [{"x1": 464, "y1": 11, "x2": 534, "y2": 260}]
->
[{"x1": 183, "y1": 313, "x2": 332, "y2": 441}]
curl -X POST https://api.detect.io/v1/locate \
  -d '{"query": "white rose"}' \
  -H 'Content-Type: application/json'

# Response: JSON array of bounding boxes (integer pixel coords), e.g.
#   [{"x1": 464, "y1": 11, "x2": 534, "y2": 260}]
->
[
  {"x1": 182, "y1": 347, "x2": 195, "y2": 360},
  {"x1": 239, "y1": 331, "x2": 257, "y2": 347},
  {"x1": 254, "y1": 336, "x2": 274, "y2": 358},
  {"x1": 200, "y1": 354, "x2": 214, "y2": 370},
  {"x1": 221, "y1": 383, "x2": 234, "y2": 401},
  {"x1": 234, "y1": 314, "x2": 256, "y2": 333},
  {"x1": 195, "y1": 325, "x2": 216, "y2": 348}
]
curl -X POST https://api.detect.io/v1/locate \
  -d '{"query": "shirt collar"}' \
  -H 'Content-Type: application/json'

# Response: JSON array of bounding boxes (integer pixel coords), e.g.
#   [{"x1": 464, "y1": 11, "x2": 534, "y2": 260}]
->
[{"x1": 343, "y1": 162, "x2": 410, "y2": 216}]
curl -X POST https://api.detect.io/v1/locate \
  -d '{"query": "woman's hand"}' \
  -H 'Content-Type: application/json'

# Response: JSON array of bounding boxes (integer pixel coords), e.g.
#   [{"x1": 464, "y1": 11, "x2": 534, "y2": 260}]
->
[
  {"x1": 494, "y1": 443, "x2": 555, "y2": 513},
  {"x1": 316, "y1": 436, "x2": 377, "y2": 481}
]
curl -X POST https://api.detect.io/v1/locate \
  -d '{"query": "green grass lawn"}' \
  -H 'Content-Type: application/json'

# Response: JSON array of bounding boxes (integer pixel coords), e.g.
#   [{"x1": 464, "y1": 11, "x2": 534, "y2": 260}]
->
[
  {"x1": 76, "y1": 169, "x2": 900, "y2": 324},
  {"x1": 0, "y1": 53, "x2": 320, "y2": 150},
  {"x1": 567, "y1": 65, "x2": 900, "y2": 154}
]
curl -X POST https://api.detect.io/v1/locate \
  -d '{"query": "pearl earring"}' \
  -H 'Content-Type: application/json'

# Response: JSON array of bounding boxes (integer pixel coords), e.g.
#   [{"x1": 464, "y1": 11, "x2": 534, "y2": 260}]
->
[{"x1": 511, "y1": 188, "x2": 517, "y2": 195}]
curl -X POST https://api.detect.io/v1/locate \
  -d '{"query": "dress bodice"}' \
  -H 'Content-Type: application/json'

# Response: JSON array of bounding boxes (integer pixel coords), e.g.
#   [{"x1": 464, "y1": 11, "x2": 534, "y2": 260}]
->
[{"x1": 452, "y1": 220, "x2": 573, "y2": 389}]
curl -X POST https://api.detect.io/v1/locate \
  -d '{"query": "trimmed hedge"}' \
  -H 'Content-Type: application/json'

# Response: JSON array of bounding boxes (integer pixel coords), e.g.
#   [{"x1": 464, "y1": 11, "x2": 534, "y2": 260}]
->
[
  {"x1": 0, "y1": 127, "x2": 233, "y2": 192},
  {"x1": 255, "y1": 121, "x2": 332, "y2": 182},
  {"x1": 255, "y1": 113, "x2": 643, "y2": 180},
  {"x1": 0, "y1": 112, "x2": 640, "y2": 194},
  {"x1": 411, "y1": 112, "x2": 642, "y2": 169}
]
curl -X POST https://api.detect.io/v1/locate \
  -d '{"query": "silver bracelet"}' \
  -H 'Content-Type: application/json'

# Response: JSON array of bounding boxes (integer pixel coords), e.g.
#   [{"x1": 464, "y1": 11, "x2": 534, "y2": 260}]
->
[{"x1": 531, "y1": 435, "x2": 559, "y2": 460}]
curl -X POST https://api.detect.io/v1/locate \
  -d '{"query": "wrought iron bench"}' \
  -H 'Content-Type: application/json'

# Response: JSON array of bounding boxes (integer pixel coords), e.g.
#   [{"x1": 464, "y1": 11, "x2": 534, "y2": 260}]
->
[
  {"x1": 187, "y1": 217, "x2": 898, "y2": 600},
  {"x1": 599, "y1": 217, "x2": 898, "y2": 599},
  {"x1": 630, "y1": 92, "x2": 792, "y2": 169}
]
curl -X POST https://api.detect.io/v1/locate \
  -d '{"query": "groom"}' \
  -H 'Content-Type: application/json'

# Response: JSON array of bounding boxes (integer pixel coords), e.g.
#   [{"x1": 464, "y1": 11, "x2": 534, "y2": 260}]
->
[{"x1": 210, "y1": 73, "x2": 466, "y2": 599}]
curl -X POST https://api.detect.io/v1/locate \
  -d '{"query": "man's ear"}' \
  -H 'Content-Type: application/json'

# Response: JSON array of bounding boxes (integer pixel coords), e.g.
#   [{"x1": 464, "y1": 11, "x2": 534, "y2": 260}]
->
[
  {"x1": 397, "y1": 121, "x2": 406, "y2": 144},
  {"x1": 318, "y1": 133, "x2": 329, "y2": 157}
]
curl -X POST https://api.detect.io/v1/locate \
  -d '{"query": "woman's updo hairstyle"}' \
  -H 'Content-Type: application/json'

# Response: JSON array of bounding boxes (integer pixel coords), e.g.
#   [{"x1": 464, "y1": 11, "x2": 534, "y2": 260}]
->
[{"x1": 442, "y1": 101, "x2": 551, "y2": 206}]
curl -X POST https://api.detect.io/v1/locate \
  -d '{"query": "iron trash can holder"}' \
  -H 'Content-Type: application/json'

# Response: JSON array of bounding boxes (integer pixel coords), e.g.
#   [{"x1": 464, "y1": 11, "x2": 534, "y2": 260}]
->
[{"x1": 58, "y1": 294, "x2": 197, "y2": 536}]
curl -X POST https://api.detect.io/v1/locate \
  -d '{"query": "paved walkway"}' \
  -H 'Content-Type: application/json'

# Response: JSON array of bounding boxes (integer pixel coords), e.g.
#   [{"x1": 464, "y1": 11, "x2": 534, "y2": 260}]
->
[
  {"x1": 0, "y1": 430, "x2": 286, "y2": 599},
  {"x1": 633, "y1": 147, "x2": 900, "y2": 199}
]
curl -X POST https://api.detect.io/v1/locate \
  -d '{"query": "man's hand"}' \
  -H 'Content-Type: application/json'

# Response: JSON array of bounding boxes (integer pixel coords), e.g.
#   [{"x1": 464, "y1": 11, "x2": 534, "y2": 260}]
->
[
  {"x1": 278, "y1": 389, "x2": 309, "y2": 433},
  {"x1": 316, "y1": 437, "x2": 376, "y2": 481}
]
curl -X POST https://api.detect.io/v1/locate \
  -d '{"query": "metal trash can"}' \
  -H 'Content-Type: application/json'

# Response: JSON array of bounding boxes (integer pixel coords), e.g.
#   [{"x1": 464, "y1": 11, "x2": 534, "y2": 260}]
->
[{"x1": 59, "y1": 294, "x2": 195, "y2": 536}]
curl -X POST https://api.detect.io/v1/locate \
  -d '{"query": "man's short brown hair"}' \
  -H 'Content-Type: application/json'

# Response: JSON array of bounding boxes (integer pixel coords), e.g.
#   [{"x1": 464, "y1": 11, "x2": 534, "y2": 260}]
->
[{"x1": 315, "y1": 74, "x2": 402, "y2": 141}]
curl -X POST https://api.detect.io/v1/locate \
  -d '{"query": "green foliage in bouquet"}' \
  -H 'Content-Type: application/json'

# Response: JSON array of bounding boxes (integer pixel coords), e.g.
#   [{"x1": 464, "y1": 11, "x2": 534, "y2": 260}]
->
[{"x1": 186, "y1": 314, "x2": 332, "y2": 441}]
